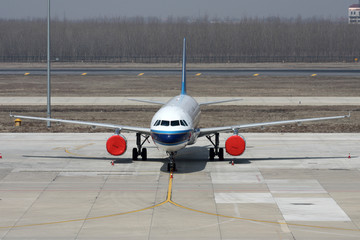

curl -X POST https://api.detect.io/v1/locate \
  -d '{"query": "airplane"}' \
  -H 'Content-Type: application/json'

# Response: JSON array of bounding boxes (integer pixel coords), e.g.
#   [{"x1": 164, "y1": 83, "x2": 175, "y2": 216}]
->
[{"x1": 11, "y1": 38, "x2": 350, "y2": 171}]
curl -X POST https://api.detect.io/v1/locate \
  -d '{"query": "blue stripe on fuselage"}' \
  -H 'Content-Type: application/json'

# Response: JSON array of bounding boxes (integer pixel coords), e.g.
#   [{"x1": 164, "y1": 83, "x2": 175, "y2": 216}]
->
[{"x1": 151, "y1": 130, "x2": 191, "y2": 146}]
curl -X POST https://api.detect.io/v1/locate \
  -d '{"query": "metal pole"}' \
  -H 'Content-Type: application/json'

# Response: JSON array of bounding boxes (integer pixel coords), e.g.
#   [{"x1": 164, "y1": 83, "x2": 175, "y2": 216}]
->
[{"x1": 47, "y1": 0, "x2": 51, "y2": 127}]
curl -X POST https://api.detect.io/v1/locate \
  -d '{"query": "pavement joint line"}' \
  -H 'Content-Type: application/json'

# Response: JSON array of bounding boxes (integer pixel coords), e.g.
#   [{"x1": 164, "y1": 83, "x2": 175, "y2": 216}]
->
[
  {"x1": 0, "y1": 172, "x2": 173, "y2": 230},
  {"x1": 1, "y1": 171, "x2": 360, "y2": 232},
  {"x1": 75, "y1": 173, "x2": 109, "y2": 239}
]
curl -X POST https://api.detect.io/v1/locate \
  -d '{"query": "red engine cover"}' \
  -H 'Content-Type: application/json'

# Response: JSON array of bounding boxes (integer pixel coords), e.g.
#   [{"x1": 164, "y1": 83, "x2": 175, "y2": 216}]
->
[
  {"x1": 225, "y1": 135, "x2": 246, "y2": 156},
  {"x1": 106, "y1": 135, "x2": 127, "y2": 156}
]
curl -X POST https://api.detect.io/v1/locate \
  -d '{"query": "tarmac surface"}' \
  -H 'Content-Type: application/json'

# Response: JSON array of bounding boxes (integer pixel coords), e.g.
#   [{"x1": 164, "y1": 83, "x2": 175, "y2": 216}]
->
[{"x1": 0, "y1": 133, "x2": 360, "y2": 239}]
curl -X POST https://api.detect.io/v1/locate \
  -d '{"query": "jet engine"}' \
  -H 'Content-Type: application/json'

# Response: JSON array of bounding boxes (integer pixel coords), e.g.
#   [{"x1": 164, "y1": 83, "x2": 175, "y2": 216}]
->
[
  {"x1": 106, "y1": 134, "x2": 127, "y2": 156},
  {"x1": 225, "y1": 135, "x2": 246, "y2": 156}
]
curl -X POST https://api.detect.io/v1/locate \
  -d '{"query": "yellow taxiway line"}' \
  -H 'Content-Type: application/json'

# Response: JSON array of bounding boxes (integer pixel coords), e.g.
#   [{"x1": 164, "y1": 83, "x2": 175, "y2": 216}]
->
[
  {"x1": 1, "y1": 170, "x2": 359, "y2": 233},
  {"x1": 0, "y1": 171, "x2": 174, "y2": 229}
]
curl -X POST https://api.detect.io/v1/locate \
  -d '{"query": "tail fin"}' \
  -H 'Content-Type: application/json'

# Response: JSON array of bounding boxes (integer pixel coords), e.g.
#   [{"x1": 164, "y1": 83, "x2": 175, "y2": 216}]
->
[{"x1": 181, "y1": 38, "x2": 187, "y2": 95}]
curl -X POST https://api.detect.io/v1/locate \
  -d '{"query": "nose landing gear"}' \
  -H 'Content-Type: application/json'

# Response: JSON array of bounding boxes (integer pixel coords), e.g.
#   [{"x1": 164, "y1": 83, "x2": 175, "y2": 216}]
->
[{"x1": 167, "y1": 152, "x2": 177, "y2": 172}]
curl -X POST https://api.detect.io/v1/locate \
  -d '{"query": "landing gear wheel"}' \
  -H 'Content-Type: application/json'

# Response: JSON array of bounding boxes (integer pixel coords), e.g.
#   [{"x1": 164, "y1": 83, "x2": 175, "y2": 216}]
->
[
  {"x1": 132, "y1": 148, "x2": 138, "y2": 160},
  {"x1": 167, "y1": 152, "x2": 177, "y2": 172},
  {"x1": 209, "y1": 148, "x2": 215, "y2": 160},
  {"x1": 218, "y1": 148, "x2": 224, "y2": 161},
  {"x1": 168, "y1": 162, "x2": 176, "y2": 172},
  {"x1": 141, "y1": 148, "x2": 147, "y2": 160},
  {"x1": 133, "y1": 133, "x2": 150, "y2": 161},
  {"x1": 206, "y1": 133, "x2": 226, "y2": 161},
  {"x1": 167, "y1": 163, "x2": 177, "y2": 172}
]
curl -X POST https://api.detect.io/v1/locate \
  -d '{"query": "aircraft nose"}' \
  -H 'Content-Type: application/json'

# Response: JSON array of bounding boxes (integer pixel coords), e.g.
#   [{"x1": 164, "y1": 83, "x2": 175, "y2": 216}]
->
[{"x1": 151, "y1": 132, "x2": 190, "y2": 145}]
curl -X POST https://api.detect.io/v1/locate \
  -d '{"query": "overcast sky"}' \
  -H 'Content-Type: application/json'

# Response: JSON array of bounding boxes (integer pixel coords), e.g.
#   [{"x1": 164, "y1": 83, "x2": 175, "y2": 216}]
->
[{"x1": 1, "y1": 0, "x2": 357, "y2": 20}]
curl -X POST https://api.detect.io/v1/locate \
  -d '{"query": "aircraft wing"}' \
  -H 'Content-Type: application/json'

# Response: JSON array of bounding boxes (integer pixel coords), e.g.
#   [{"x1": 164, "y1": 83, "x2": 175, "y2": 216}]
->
[
  {"x1": 128, "y1": 98, "x2": 241, "y2": 106},
  {"x1": 199, "y1": 98, "x2": 242, "y2": 106},
  {"x1": 10, "y1": 114, "x2": 151, "y2": 135},
  {"x1": 198, "y1": 114, "x2": 350, "y2": 137},
  {"x1": 128, "y1": 98, "x2": 165, "y2": 105}
]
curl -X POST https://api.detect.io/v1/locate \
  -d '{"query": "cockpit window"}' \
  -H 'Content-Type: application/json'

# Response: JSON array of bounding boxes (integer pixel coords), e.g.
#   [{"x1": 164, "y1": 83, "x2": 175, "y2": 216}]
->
[
  {"x1": 171, "y1": 120, "x2": 180, "y2": 126},
  {"x1": 161, "y1": 120, "x2": 170, "y2": 126},
  {"x1": 180, "y1": 120, "x2": 188, "y2": 126},
  {"x1": 157, "y1": 120, "x2": 187, "y2": 127}
]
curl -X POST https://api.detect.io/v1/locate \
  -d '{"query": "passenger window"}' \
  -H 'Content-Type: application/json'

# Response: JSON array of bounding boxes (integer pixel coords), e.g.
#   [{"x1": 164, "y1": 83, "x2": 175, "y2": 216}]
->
[
  {"x1": 171, "y1": 120, "x2": 180, "y2": 126},
  {"x1": 161, "y1": 120, "x2": 169, "y2": 126}
]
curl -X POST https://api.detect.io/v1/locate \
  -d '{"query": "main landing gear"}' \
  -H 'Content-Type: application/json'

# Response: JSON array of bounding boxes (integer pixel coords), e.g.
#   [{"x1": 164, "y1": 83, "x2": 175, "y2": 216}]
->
[
  {"x1": 132, "y1": 133, "x2": 150, "y2": 160},
  {"x1": 167, "y1": 152, "x2": 177, "y2": 172},
  {"x1": 206, "y1": 133, "x2": 224, "y2": 161}
]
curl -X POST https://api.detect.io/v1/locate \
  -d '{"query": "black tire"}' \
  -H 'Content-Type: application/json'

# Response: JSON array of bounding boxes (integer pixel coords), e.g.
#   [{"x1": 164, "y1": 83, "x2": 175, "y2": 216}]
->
[
  {"x1": 132, "y1": 148, "x2": 138, "y2": 160},
  {"x1": 141, "y1": 148, "x2": 147, "y2": 160},
  {"x1": 167, "y1": 163, "x2": 171, "y2": 172},
  {"x1": 209, "y1": 148, "x2": 215, "y2": 160},
  {"x1": 218, "y1": 148, "x2": 224, "y2": 161}
]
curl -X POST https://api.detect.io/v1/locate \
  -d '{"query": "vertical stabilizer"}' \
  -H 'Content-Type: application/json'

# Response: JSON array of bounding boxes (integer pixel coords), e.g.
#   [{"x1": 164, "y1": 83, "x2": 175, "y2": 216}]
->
[{"x1": 181, "y1": 38, "x2": 187, "y2": 95}]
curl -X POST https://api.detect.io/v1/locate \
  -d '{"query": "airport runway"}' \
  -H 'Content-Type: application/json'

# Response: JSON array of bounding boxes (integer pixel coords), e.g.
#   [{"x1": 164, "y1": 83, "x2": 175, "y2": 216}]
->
[
  {"x1": 0, "y1": 133, "x2": 359, "y2": 239},
  {"x1": 2, "y1": 68, "x2": 360, "y2": 76}
]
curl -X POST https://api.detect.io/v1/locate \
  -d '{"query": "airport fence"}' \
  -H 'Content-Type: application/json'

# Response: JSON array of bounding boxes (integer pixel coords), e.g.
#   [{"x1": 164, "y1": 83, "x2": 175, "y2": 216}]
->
[{"x1": 0, "y1": 55, "x2": 359, "y2": 63}]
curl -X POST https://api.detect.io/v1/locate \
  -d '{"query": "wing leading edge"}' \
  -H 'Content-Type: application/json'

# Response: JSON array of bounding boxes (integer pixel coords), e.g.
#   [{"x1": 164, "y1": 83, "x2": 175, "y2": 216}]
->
[
  {"x1": 199, "y1": 113, "x2": 350, "y2": 137},
  {"x1": 127, "y1": 98, "x2": 165, "y2": 105},
  {"x1": 10, "y1": 114, "x2": 151, "y2": 135},
  {"x1": 199, "y1": 98, "x2": 242, "y2": 106}
]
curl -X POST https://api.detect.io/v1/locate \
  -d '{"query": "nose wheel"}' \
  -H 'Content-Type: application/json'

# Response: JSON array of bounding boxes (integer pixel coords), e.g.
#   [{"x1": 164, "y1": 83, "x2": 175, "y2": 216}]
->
[
  {"x1": 132, "y1": 133, "x2": 149, "y2": 160},
  {"x1": 167, "y1": 152, "x2": 177, "y2": 172}
]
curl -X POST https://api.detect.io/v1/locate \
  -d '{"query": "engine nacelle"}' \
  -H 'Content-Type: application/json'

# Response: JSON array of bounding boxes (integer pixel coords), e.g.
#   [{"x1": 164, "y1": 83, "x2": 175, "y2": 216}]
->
[
  {"x1": 106, "y1": 134, "x2": 127, "y2": 156},
  {"x1": 225, "y1": 135, "x2": 246, "y2": 156}
]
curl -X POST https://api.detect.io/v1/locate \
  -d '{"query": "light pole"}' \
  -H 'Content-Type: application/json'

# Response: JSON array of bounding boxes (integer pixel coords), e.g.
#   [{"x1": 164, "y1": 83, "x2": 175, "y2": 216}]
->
[{"x1": 47, "y1": 0, "x2": 51, "y2": 127}]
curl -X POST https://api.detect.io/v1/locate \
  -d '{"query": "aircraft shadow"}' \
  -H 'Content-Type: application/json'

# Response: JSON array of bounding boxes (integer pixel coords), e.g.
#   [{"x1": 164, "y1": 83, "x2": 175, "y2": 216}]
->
[
  {"x1": 162, "y1": 146, "x2": 211, "y2": 173},
  {"x1": 227, "y1": 156, "x2": 347, "y2": 165},
  {"x1": 22, "y1": 155, "x2": 133, "y2": 164},
  {"x1": 22, "y1": 147, "x2": 210, "y2": 173},
  {"x1": 22, "y1": 153, "x2": 347, "y2": 173}
]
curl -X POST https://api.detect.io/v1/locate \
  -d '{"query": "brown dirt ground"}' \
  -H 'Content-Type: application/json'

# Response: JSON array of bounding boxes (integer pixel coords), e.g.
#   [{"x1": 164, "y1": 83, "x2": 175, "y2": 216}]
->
[
  {"x1": 1, "y1": 105, "x2": 358, "y2": 133},
  {"x1": 1, "y1": 74, "x2": 360, "y2": 97},
  {"x1": 1, "y1": 72, "x2": 359, "y2": 133}
]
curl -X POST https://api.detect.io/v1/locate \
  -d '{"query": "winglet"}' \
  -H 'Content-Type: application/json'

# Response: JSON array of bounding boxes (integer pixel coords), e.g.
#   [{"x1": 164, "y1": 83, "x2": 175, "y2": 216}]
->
[
  {"x1": 346, "y1": 111, "x2": 351, "y2": 118},
  {"x1": 181, "y1": 38, "x2": 187, "y2": 95}
]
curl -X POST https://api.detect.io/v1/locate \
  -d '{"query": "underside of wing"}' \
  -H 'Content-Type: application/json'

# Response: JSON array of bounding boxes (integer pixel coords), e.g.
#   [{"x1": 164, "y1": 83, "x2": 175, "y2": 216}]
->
[
  {"x1": 10, "y1": 114, "x2": 151, "y2": 135},
  {"x1": 199, "y1": 114, "x2": 350, "y2": 137}
]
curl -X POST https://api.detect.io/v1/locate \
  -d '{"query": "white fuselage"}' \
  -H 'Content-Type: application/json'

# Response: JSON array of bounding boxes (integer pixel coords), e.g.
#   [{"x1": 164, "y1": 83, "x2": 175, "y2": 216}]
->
[{"x1": 150, "y1": 95, "x2": 201, "y2": 152}]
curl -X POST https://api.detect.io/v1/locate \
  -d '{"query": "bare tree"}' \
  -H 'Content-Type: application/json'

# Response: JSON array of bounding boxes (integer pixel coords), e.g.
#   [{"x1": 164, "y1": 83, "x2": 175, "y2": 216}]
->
[{"x1": 0, "y1": 17, "x2": 359, "y2": 62}]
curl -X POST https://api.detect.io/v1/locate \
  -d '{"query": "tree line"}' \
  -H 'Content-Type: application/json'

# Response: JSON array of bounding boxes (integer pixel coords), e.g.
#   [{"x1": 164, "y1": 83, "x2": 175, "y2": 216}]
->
[{"x1": 0, "y1": 17, "x2": 359, "y2": 63}]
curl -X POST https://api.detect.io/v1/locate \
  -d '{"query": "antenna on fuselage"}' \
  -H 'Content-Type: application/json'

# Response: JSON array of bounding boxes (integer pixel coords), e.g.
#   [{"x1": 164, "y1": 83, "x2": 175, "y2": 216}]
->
[{"x1": 181, "y1": 38, "x2": 187, "y2": 95}]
